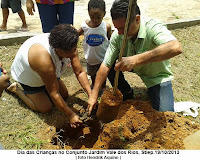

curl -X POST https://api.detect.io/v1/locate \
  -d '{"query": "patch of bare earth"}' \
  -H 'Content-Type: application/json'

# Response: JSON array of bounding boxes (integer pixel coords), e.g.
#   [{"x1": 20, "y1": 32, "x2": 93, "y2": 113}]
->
[{"x1": 35, "y1": 100, "x2": 200, "y2": 149}]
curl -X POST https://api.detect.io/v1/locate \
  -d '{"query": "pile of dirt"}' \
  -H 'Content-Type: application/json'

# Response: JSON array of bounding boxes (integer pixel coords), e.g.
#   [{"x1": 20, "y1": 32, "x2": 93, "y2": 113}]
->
[
  {"x1": 93, "y1": 100, "x2": 200, "y2": 149},
  {"x1": 39, "y1": 100, "x2": 200, "y2": 149}
]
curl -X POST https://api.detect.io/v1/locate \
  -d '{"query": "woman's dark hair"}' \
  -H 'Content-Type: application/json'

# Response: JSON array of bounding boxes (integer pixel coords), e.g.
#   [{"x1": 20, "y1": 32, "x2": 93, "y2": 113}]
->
[
  {"x1": 111, "y1": 0, "x2": 140, "y2": 22},
  {"x1": 49, "y1": 24, "x2": 79, "y2": 51},
  {"x1": 88, "y1": 0, "x2": 106, "y2": 12}
]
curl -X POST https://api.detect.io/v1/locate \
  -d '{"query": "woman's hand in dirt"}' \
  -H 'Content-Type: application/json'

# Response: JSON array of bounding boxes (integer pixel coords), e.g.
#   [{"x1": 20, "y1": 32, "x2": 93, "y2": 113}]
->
[
  {"x1": 88, "y1": 95, "x2": 98, "y2": 116},
  {"x1": 69, "y1": 113, "x2": 83, "y2": 128}
]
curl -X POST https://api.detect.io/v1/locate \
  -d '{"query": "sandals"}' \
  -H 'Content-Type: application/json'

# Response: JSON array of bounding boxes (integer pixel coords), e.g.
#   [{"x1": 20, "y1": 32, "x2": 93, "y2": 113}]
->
[
  {"x1": 17, "y1": 27, "x2": 28, "y2": 32},
  {"x1": 0, "y1": 28, "x2": 7, "y2": 32}
]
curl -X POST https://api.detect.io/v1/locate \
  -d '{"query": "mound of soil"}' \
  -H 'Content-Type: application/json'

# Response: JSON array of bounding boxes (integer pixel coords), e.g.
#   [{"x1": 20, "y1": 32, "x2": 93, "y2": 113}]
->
[
  {"x1": 39, "y1": 100, "x2": 200, "y2": 149},
  {"x1": 93, "y1": 100, "x2": 200, "y2": 149}
]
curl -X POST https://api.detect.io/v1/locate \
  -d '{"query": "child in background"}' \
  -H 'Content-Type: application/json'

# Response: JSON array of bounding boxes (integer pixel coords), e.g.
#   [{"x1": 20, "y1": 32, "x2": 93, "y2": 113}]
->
[
  {"x1": 78, "y1": 0, "x2": 111, "y2": 91},
  {"x1": 0, "y1": 0, "x2": 28, "y2": 31}
]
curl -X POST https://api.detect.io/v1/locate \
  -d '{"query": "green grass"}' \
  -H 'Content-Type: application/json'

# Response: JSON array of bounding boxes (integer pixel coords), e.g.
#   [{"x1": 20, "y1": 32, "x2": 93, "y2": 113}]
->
[
  {"x1": 171, "y1": 26, "x2": 200, "y2": 103},
  {"x1": 172, "y1": 12, "x2": 180, "y2": 19},
  {"x1": 0, "y1": 126, "x2": 46, "y2": 149},
  {"x1": 0, "y1": 25, "x2": 200, "y2": 149}
]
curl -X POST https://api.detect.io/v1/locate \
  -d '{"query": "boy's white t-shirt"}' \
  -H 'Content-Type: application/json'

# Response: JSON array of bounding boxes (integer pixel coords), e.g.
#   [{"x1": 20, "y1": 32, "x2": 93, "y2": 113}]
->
[{"x1": 81, "y1": 20, "x2": 109, "y2": 65}]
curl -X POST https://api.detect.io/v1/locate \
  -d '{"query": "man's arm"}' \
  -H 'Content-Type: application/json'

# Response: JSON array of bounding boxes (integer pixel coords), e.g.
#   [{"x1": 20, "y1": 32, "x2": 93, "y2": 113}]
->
[
  {"x1": 115, "y1": 40, "x2": 183, "y2": 72},
  {"x1": 88, "y1": 63, "x2": 110, "y2": 115},
  {"x1": 28, "y1": 44, "x2": 82, "y2": 128},
  {"x1": 70, "y1": 49, "x2": 92, "y2": 96}
]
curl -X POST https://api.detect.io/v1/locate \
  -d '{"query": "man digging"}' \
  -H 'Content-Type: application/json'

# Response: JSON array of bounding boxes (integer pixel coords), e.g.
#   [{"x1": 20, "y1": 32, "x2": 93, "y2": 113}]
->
[{"x1": 88, "y1": 0, "x2": 182, "y2": 114}]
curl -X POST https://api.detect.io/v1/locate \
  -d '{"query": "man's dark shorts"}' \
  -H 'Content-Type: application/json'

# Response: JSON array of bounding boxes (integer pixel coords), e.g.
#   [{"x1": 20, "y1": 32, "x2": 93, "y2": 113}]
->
[{"x1": 1, "y1": 0, "x2": 22, "y2": 13}]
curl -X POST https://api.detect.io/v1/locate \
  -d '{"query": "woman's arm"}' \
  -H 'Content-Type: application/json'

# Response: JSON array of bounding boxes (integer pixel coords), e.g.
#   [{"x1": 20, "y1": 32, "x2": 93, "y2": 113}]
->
[
  {"x1": 77, "y1": 27, "x2": 84, "y2": 36},
  {"x1": 70, "y1": 49, "x2": 92, "y2": 96},
  {"x1": 28, "y1": 44, "x2": 82, "y2": 128}
]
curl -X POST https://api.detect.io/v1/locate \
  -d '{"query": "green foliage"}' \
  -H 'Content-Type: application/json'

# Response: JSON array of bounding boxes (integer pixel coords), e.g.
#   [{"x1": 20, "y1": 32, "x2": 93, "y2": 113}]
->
[
  {"x1": 0, "y1": 125, "x2": 46, "y2": 149},
  {"x1": 172, "y1": 12, "x2": 180, "y2": 19},
  {"x1": 19, "y1": 135, "x2": 46, "y2": 150}
]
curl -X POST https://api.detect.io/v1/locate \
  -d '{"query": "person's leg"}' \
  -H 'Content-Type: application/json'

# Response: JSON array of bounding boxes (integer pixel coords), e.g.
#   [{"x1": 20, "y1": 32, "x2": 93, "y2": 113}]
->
[
  {"x1": 18, "y1": 10, "x2": 28, "y2": 29},
  {"x1": 91, "y1": 75, "x2": 96, "y2": 88},
  {"x1": 36, "y1": 3, "x2": 58, "y2": 33},
  {"x1": 147, "y1": 81, "x2": 174, "y2": 112},
  {"x1": 0, "y1": 8, "x2": 9, "y2": 31},
  {"x1": 0, "y1": 0, "x2": 9, "y2": 31},
  {"x1": 87, "y1": 63, "x2": 105, "y2": 90},
  {"x1": 7, "y1": 82, "x2": 52, "y2": 113},
  {"x1": 26, "y1": 92, "x2": 52, "y2": 113},
  {"x1": 87, "y1": 63, "x2": 96, "y2": 88},
  {"x1": 9, "y1": 0, "x2": 27, "y2": 29},
  {"x1": 57, "y1": 2, "x2": 74, "y2": 25},
  {"x1": 107, "y1": 63, "x2": 133, "y2": 101},
  {"x1": 0, "y1": 0, "x2": 10, "y2": 31}
]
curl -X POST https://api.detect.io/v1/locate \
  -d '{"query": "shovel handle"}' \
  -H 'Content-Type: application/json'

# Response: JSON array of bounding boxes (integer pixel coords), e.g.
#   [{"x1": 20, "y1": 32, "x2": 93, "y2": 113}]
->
[{"x1": 113, "y1": 0, "x2": 137, "y2": 95}]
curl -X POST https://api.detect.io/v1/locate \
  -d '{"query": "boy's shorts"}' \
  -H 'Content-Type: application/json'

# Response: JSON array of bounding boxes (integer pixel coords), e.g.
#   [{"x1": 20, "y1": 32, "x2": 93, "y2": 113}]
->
[
  {"x1": 86, "y1": 63, "x2": 101, "y2": 76},
  {"x1": 1, "y1": 0, "x2": 22, "y2": 13}
]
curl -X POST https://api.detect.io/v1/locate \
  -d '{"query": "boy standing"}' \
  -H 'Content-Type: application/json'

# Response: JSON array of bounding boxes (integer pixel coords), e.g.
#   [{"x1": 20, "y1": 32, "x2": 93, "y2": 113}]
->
[
  {"x1": 0, "y1": 0, "x2": 28, "y2": 31},
  {"x1": 78, "y1": 0, "x2": 111, "y2": 91}
]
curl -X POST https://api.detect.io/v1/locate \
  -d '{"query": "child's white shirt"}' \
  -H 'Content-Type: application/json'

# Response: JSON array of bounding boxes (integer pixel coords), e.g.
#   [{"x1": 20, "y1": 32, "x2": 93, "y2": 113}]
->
[{"x1": 81, "y1": 20, "x2": 109, "y2": 65}]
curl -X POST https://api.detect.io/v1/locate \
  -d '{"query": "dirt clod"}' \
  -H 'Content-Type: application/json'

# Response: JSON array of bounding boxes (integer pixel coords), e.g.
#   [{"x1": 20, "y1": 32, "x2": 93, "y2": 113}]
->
[{"x1": 97, "y1": 88, "x2": 123, "y2": 123}]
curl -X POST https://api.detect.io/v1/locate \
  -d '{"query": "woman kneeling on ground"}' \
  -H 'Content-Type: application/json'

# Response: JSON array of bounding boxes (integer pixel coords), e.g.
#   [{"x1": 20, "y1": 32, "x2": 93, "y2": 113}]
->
[{"x1": 7, "y1": 24, "x2": 92, "y2": 128}]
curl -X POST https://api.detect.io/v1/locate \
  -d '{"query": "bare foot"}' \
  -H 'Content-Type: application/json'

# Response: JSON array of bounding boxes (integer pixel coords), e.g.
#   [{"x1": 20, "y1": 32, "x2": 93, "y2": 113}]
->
[
  {"x1": 6, "y1": 82, "x2": 18, "y2": 94},
  {"x1": 18, "y1": 24, "x2": 28, "y2": 32},
  {"x1": 21, "y1": 24, "x2": 28, "y2": 29},
  {"x1": 0, "y1": 26, "x2": 7, "y2": 31}
]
